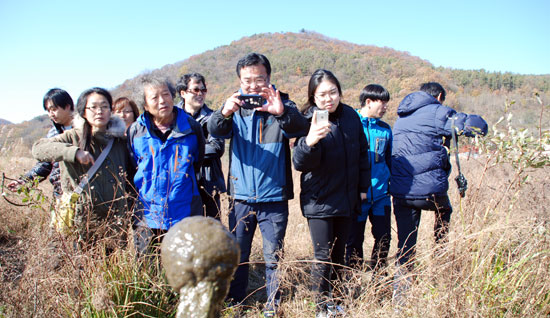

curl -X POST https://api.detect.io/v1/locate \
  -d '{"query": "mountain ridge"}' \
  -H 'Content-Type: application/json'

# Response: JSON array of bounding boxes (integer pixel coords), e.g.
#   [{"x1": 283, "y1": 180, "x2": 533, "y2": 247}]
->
[{"x1": 3, "y1": 31, "x2": 548, "y2": 153}]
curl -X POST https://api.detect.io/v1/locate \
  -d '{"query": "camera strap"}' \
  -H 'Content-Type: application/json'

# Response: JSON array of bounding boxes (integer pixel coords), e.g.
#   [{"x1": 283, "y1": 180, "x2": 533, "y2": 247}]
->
[
  {"x1": 451, "y1": 117, "x2": 462, "y2": 174},
  {"x1": 451, "y1": 117, "x2": 468, "y2": 197}
]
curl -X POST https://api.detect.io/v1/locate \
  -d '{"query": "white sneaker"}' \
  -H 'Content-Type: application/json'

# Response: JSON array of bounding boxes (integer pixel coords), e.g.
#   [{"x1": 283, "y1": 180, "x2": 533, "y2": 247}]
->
[
  {"x1": 315, "y1": 311, "x2": 329, "y2": 318},
  {"x1": 327, "y1": 303, "x2": 345, "y2": 317}
]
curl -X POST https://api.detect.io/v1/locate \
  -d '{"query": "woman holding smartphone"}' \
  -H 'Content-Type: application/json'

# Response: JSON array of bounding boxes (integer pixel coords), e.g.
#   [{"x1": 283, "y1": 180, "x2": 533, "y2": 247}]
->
[
  {"x1": 32, "y1": 87, "x2": 131, "y2": 249},
  {"x1": 293, "y1": 69, "x2": 370, "y2": 317}
]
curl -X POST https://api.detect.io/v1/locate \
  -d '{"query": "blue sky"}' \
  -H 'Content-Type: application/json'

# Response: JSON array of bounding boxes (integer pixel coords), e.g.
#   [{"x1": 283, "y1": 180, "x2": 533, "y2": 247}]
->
[{"x1": 0, "y1": 0, "x2": 548, "y2": 123}]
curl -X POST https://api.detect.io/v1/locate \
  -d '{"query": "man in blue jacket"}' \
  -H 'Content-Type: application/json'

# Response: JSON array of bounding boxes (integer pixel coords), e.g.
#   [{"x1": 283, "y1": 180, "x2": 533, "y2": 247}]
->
[
  {"x1": 390, "y1": 82, "x2": 488, "y2": 304},
  {"x1": 128, "y1": 75, "x2": 205, "y2": 254},
  {"x1": 346, "y1": 84, "x2": 392, "y2": 277},
  {"x1": 208, "y1": 53, "x2": 308, "y2": 317}
]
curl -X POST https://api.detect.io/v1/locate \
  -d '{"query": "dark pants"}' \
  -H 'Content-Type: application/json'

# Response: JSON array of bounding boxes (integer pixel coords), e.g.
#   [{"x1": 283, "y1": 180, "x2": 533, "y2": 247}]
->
[
  {"x1": 346, "y1": 196, "x2": 391, "y2": 272},
  {"x1": 227, "y1": 200, "x2": 288, "y2": 310},
  {"x1": 393, "y1": 194, "x2": 452, "y2": 268},
  {"x1": 308, "y1": 217, "x2": 351, "y2": 306},
  {"x1": 199, "y1": 187, "x2": 221, "y2": 220},
  {"x1": 133, "y1": 226, "x2": 167, "y2": 256}
]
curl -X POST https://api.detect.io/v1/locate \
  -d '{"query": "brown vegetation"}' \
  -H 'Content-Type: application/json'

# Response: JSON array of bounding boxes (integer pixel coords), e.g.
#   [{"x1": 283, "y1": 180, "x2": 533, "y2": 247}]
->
[
  {"x1": 1, "y1": 109, "x2": 549, "y2": 317},
  {"x1": 1, "y1": 31, "x2": 549, "y2": 317}
]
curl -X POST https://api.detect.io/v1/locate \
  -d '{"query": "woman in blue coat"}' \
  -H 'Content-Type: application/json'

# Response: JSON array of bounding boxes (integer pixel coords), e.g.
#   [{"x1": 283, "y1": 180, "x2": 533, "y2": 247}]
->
[{"x1": 293, "y1": 69, "x2": 370, "y2": 317}]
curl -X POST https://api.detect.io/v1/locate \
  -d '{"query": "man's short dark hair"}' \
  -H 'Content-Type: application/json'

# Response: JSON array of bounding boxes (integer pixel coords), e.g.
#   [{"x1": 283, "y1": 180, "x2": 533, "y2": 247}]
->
[
  {"x1": 359, "y1": 84, "x2": 390, "y2": 106},
  {"x1": 420, "y1": 82, "x2": 446, "y2": 102},
  {"x1": 43, "y1": 88, "x2": 74, "y2": 111},
  {"x1": 236, "y1": 53, "x2": 271, "y2": 78},
  {"x1": 175, "y1": 73, "x2": 206, "y2": 97}
]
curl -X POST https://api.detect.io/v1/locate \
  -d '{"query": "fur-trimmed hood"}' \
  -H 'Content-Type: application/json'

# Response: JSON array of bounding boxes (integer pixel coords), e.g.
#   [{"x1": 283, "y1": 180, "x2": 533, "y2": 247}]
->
[{"x1": 72, "y1": 113, "x2": 126, "y2": 138}]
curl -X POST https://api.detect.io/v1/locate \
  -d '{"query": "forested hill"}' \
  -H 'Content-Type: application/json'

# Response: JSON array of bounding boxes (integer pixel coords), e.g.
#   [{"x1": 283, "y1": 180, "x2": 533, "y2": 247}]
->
[
  {"x1": 3, "y1": 31, "x2": 549, "y2": 153},
  {"x1": 112, "y1": 31, "x2": 549, "y2": 126}
]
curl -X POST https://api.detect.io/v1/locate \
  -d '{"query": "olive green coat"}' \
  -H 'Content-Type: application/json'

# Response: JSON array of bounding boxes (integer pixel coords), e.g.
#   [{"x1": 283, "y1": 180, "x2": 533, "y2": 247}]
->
[{"x1": 32, "y1": 115, "x2": 130, "y2": 242}]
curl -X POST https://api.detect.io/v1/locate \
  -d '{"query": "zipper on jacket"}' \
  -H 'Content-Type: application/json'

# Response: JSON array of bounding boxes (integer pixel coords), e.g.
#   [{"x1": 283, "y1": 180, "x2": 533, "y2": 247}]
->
[
  {"x1": 366, "y1": 119, "x2": 374, "y2": 205},
  {"x1": 259, "y1": 118, "x2": 263, "y2": 144},
  {"x1": 174, "y1": 145, "x2": 179, "y2": 173},
  {"x1": 149, "y1": 145, "x2": 155, "y2": 171}
]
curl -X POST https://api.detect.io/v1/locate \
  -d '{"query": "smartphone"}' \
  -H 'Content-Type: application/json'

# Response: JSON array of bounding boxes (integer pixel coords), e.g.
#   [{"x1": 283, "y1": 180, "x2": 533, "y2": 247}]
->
[
  {"x1": 238, "y1": 94, "x2": 265, "y2": 109},
  {"x1": 315, "y1": 109, "x2": 329, "y2": 125}
]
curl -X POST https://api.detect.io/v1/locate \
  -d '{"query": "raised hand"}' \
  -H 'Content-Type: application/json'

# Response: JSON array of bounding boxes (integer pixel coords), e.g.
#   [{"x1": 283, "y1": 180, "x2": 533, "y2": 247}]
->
[
  {"x1": 256, "y1": 86, "x2": 284, "y2": 116},
  {"x1": 221, "y1": 92, "x2": 243, "y2": 118},
  {"x1": 305, "y1": 111, "x2": 331, "y2": 147}
]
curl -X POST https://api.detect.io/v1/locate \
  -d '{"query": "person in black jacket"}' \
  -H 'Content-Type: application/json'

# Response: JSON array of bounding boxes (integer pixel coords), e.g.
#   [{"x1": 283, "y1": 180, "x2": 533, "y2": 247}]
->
[
  {"x1": 7, "y1": 88, "x2": 74, "y2": 197},
  {"x1": 293, "y1": 69, "x2": 370, "y2": 317},
  {"x1": 176, "y1": 73, "x2": 226, "y2": 219}
]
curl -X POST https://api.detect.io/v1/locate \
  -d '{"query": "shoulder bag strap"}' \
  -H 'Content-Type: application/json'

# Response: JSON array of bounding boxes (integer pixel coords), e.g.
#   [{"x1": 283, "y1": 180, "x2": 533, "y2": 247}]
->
[{"x1": 73, "y1": 138, "x2": 114, "y2": 195}]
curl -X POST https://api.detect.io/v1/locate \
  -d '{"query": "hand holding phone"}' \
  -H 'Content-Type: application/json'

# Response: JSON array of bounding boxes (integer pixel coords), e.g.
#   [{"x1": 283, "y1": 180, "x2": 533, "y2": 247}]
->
[
  {"x1": 306, "y1": 109, "x2": 331, "y2": 147},
  {"x1": 315, "y1": 109, "x2": 329, "y2": 125}
]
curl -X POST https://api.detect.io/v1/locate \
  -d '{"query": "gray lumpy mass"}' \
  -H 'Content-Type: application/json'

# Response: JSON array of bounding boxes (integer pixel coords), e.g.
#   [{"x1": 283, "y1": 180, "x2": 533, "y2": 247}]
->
[{"x1": 161, "y1": 216, "x2": 240, "y2": 318}]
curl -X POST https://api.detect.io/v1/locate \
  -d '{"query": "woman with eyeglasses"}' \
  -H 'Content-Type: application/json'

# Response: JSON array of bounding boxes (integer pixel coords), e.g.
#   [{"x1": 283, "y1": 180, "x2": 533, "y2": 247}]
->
[
  {"x1": 113, "y1": 97, "x2": 140, "y2": 130},
  {"x1": 32, "y1": 87, "x2": 131, "y2": 249},
  {"x1": 292, "y1": 69, "x2": 370, "y2": 317}
]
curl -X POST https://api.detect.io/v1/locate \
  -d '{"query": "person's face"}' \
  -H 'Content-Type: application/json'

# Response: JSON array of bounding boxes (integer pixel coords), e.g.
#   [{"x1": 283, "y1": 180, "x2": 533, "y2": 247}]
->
[
  {"x1": 144, "y1": 84, "x2": 174, "y2": 121},
  {"x1": 84, "y1": 93, "x2": 111, "y2": 131},
  {"x1": 182, "y1": 79, "x2": 207, "y2": 111},
  {"x1": 313, "y1": 80, "x2": 340, "y2": 113},
  {"x1": 239, "y1": 64, "x2": 270, "y2": 95},
  {"x1": 365, "y1": 99, "x2": 388, "y2": 119},
  {"x1": 45, "y1": 100, "x2": 73, "y2": 126},
  {"x1": 114, "y1": 105, "x2": 135, "y2": 128}
]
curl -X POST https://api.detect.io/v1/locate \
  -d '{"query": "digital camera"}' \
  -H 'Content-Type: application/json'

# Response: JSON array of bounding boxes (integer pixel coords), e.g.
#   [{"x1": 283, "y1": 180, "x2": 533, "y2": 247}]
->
[{"x1": 238, "y1": 94, "x2": 265, "y2": 109}]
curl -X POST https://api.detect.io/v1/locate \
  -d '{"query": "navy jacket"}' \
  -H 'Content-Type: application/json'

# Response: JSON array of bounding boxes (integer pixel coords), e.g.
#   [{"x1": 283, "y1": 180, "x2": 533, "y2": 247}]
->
[
  {"x1": 293, "y1": 104, "x2": 371, "y2": 218},
  {"x1": 128, "y1": 108, "x2": 205, "y2": 229},
  {"x1": 177, "y1": 102, "x2": 226, "y2": 194},
  {"x1": 390, "y1": 91, "x2": 488, "y2": 199},
  {"x1": 208, "y1": 91, "x2": 308, "y2": 202}
]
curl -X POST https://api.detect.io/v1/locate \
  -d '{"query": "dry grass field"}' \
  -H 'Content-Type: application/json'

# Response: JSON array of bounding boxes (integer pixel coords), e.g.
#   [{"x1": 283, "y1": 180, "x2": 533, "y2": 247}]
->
[{"x1": 1, "y1": 119, "x2": 549, "y2": 317}]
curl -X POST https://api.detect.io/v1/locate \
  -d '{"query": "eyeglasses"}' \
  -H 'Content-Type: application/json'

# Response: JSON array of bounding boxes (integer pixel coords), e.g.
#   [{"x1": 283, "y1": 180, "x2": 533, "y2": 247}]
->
[
  {"x1": 315, "y1": 89, "x2": 339, "y2": 100},
  {"x1": 187, "y1": 87, "x2": 207, "y2": 94},
  {"x1": 86, "y1": 105, "x2": 110, "y2": 113},
  {"x1": 240, "y1": 76, "x2": 268, "y2": 87}
]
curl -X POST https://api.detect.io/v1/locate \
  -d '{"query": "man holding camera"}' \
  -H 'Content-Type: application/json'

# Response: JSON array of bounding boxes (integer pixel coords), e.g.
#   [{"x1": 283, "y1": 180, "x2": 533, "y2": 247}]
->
[
  {"x1": 208, "y1": 53, "x2": 308, "y2": 317},
  {"x1": 389, "y1": 82, "x2": 488, "y2": 304}
]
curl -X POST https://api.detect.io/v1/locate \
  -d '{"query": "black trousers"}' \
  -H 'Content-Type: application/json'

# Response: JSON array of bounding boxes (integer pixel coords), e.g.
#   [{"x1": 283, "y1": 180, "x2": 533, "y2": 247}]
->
[
  {"x1": 308, "y1": 216, "x2": 351, "y2": 305},
  {"x1": 393, "y1": 194, "x2": 452, "y2": 268}
]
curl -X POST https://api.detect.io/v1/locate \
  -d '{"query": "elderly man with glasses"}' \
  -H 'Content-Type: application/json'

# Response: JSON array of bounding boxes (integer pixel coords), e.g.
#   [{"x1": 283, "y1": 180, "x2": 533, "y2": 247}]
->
[
  {"x1": 208, "y1": 53, "x2": 308, "y2": 317},
  {"x1": 175, "y1": 73, "x2": 226, "y2": 220}
]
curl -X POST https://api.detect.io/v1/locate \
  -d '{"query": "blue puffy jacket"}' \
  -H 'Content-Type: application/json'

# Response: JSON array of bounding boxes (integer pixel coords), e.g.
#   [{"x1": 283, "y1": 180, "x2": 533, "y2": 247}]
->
[
  {"x1": 208, "y1": 91, "x2": 308, "y2": 203},
  {"x1": 357, "y1": 111, "x2": 392, "y2": 203},
  {"x1": 128, "y1": 108, "x2": 205, "y2": 230},
  {"x1": 390, "y1": 91, "x2": 488, "y2": 199}
]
